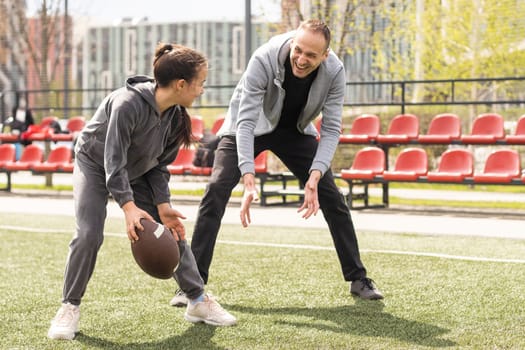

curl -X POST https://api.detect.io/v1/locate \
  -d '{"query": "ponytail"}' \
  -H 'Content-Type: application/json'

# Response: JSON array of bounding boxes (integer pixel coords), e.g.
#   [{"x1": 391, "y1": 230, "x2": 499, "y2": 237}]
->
[{"x1": 174, "y1": 106, "x2": 193, "y2": 148}]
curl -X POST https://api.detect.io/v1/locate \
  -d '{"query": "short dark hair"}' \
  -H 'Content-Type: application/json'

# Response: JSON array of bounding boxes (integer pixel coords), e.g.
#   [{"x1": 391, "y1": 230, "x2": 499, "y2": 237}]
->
[
  {"x1": 298, "y1": 19, "x2": 331, "y2": 50},
  {"x1": 153, "y1": 43, "x2": 207, "y2": 87}
]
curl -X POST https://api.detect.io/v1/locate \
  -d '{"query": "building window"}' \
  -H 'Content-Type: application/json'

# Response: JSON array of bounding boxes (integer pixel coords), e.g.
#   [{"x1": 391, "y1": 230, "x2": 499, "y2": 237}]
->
[
  {"x1": 232, "y1": 26, "x2": 244, "y2": 74},
  {"x1": 100, "y1": 70, "x2": 113, "y2": 90},
  {"x1": 124, "y1": 29, "x2": 137, "y2": 75}
]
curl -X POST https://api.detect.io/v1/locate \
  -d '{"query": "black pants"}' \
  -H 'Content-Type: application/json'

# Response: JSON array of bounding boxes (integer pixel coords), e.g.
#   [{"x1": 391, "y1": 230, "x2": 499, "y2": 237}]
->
[{"x1": 190, "y1": 128, "x2": 367, "y2": 284}]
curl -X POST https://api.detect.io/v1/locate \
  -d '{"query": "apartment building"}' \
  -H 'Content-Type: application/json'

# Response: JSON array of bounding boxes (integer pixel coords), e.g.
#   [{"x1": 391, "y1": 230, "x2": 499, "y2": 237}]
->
[{"x1": 81, "y1": 19, "x2": 278, "y2": 108}]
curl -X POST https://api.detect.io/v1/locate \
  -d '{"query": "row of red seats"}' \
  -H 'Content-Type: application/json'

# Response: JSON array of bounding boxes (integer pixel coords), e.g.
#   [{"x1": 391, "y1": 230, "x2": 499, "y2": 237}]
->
[
  {"x1": 167, "y1": 147, "x2": 268, "y2": 176},
  {"x1": 0, "y1": 144, "x2": 73, "y2": 173},
  {"x1": 0, "y1": 140, "x2": 269, "y2": 178},
  {"x1": 333, "y1": 113, "x2": 525, "y2": 145},
  {"x1": 0, "y1": 114, "x2": 218, "y2": 144},
  {"x1": 340, "y1": 146, "x2": 525, "y2": 184},
  {"x1": 4, "y1": 113, "x2": 523, "y2": 183},
  {"x1": 0, "y1": 116, "x2": 86, "y2": 143},
  {"x1": 4, "y1": 111, "x2": 522, "y2": 146},
  {"x1": 183, "y1": 115, "x2": 225, "y2": 141}
]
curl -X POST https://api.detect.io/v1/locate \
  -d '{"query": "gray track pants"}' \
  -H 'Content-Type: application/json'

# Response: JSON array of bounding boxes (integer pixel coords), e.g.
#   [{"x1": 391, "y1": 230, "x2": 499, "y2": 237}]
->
[{"x1": 61, "y1": 152, "x2": 204, "y2": 305}]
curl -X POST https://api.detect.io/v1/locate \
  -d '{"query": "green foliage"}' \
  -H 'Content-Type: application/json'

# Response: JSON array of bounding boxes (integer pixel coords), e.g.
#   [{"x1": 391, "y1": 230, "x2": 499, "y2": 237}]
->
[
  {"x1": 369, "y1": 0, "x2": 525, "y2": 103},
  {"x1": 289, "y1": 0, "x2": 383, "y2": 58}
]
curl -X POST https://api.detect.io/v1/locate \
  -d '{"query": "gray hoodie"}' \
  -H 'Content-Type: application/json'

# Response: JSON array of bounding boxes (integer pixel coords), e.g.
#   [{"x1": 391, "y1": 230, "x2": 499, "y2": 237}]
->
[
  {"x1": 218, "y1": 30, "x2": 346, "y2": 176},
  {"x1": 75, "y1": 75, "x2": 183, "y2": 207}
]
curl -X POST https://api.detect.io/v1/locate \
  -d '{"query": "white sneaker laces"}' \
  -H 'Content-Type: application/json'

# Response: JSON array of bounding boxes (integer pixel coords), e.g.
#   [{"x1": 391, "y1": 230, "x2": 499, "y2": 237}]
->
[
  {"x1": 54, "y1": 304, "x2": 77, "y2": 326},
  {"x1": 204, "y1": 295, "x2": 227, "y2": 316}
]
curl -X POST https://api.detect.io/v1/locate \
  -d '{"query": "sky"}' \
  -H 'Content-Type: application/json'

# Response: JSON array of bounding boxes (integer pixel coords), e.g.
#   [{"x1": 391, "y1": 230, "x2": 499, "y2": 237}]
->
[{"x1": 26, "y1": 0, "x2": 281, "y2": 24}]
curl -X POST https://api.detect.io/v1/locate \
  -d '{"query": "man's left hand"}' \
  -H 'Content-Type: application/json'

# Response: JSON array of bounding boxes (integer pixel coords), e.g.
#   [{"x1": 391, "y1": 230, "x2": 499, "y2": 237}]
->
[{"x1": 297, "y1": 170, "x2": 321, "y2": 219}]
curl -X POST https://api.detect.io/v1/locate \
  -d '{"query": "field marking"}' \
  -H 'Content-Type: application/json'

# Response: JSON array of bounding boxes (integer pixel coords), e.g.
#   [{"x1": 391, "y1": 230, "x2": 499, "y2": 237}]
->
[
  {"x1": 0, "y1": 225, "x2": 73, "y2": 233},
  {"x1": 217, "y1": 240, "x2": 525, "y2": 264},
  {"x1": 2, "y1": 225, "x2": 525, "y2": 264}
]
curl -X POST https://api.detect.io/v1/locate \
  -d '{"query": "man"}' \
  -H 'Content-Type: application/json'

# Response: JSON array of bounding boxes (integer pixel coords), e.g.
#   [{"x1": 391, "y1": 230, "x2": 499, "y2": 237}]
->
[{"x1": 171, "y1": 19, "x2": 383, "y2": 306}]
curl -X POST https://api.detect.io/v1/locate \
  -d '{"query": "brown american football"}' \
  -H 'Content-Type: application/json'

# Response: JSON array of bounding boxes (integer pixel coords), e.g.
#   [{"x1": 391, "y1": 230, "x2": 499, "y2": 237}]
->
[{"x1": 131, "y1": 218, "x2": 180, "y2": 279}]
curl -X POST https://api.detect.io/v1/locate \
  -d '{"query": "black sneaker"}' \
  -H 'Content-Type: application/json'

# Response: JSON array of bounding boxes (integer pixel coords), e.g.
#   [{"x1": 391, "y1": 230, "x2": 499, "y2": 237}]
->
[{"x1": 350, "y1": 277, "x2": 384, "y2": 300}]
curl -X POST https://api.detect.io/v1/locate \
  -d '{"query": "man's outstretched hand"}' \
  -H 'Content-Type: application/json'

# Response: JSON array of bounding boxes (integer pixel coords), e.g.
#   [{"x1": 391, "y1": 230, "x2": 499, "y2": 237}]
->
[
  {"x1": 297, "y1": 170, "x2": 321, "y2": 219},
  {"x1": 240, "y1": 173, "x2": 259, "y2": 227}
]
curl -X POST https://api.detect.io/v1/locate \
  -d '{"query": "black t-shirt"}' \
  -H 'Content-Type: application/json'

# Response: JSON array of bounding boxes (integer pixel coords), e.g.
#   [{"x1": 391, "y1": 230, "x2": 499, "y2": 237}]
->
[{"x1": 278, "y1": 56, "x2": 318, "y2": 129}]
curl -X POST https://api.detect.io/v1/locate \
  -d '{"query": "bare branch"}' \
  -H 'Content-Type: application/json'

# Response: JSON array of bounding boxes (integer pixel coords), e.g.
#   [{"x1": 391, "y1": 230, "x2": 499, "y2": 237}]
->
[
  {"x1": 336, "y1": 0, "x2": 359, "y2": 58},
  {"x1": 2, "y1": 0, "x2": 65, "y2": 91}
]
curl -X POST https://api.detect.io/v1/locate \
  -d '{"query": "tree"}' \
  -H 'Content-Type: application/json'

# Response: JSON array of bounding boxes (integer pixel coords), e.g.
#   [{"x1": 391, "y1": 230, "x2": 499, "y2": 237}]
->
[
  {"x1": 0, "y1": 0, "x2": 25, "y2": 94},
  {"x1": 0, "y1": 0, "x2": 69, "y2": 186},
  {"x1": 280, "y1": 0, "x2": 382, "y2": 59},
  {"x1": 0, "y1": 0, "x2": 68, "y2": 111},
  {"x1": 371, "y1": 0, "x2": 525, "y2": 108}
]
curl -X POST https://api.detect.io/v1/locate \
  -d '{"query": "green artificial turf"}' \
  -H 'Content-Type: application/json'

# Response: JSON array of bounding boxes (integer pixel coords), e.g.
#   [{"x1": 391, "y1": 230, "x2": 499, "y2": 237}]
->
[{"x1": 1, "y1": 212, "x2": 524, "y2": 349}]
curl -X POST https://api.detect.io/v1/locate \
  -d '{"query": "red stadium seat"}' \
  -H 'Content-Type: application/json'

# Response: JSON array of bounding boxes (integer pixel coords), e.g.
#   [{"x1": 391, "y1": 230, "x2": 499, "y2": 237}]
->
[
  {"x1": 505, "y1": 115, "x2": 525, "y2": 144},
  {"x1": 376, "y1": 114, "x2": 419, "y2": 144},
  {"x1": 50, "y1": 116, "x2": 86, "y2": 142},
  {"x1": 460, "y1": 113, "x2": 505, "y2": 144},
  {"x1": 32, "y1": 146, "x2": 72, "y2": 172},
  {"x1": 190, "y1": 150, "x2": 267, "y2": 176},
  {"x1": 22, "y1": 116, "x2": 59, "y2": 142},
  {"x1": 254, "y1": 151, "x2": 268, "y2": 174},
  {"x1": 167, "y1": 147, "x2": 196, "y2": 175},
  {"x1": 427, "y1": 149, "x2": 473, "y2": 182},
  {"x1": 339, "y1": 114, "x2": 380, "y2": 144},
  {"x1": 191, "y1": 115, "x2": 204, "y2": 141},
  {"x1": 473, "y1": 149, "x2": 521, "y2": 183},
  {"x1": 189, "y1": 166, "x2": 212, "y2": 176},
  {"x1": 0, "y1": 143, "x2": 16, "y2": 168},
  {"x1": 0, "y1": 132, "x2": 20, "y2": 143},
  {"x1": 315, "y1": 118, "x2": 322, "y2": 134},
  {"x1": 211, "y1": 115, "x2": 225, "y2": 135},
  {"x1": 382, "y1": 147, "x2": 428, "y2": 181},
  {"x1": 418, "y1": 113, "x2": 461, "y2": 144},
  {"x1": 60, "y1": 161, "x2": 75, "y2": 173},
  {"x1": 340, "y1": 147, "x2": 385, "y2": 180},
  {"x1": 39, "y1": 116, "x2": 60, "y2": 128},
  {"x1": 3, "y1": 144, "x2": 44, "y2": 171}
]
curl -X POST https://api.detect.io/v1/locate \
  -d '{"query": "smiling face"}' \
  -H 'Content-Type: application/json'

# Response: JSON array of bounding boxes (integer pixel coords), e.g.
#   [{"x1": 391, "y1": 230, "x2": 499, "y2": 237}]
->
[
  {"x1": 177, "y1": 64, "x2": 208, "y2": 108},
  {"x1": 289, "y1": 28, "x2": 329, "y2": 79}
]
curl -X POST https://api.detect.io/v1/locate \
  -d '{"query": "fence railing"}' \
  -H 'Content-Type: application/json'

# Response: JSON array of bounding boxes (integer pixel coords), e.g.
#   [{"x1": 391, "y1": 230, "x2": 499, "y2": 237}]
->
[
  {"x1": 1, "y1": 77, "x2": 524, "y2": 123},
  {"x1": 344, "y1": 77, "x2": 525, "y2": 114}
]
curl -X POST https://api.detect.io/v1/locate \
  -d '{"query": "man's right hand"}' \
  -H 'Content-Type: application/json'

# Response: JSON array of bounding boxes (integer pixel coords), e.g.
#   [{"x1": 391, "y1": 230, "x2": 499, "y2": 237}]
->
[{"x1": 240, "y1": 173, "x2": 259, "y2": 227}]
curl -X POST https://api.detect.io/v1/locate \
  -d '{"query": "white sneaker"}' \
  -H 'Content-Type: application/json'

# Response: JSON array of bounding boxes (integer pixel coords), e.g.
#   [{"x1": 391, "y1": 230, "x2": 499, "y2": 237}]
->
[
  {"x1": 169, "y1": 289, "x2": 188, "y2": 307},
  {"x1": 184, "y1": 294, "x2": 237, "y2": 326},
  {"x1": 170, "y1": 289, "x2": 219, "y2": 307},
  {"x1": 47, "y1": 303, "x2": 80, "y2": 340}
]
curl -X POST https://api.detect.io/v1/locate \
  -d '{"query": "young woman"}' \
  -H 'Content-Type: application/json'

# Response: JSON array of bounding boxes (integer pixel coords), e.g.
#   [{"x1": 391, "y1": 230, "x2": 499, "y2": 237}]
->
[{"x1": 48, "y1": 43, "x2": 236, "y2": 341}]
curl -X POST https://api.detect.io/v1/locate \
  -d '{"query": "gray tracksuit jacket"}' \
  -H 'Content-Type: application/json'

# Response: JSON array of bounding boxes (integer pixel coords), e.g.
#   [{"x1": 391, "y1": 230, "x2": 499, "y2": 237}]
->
[
  {"x1": 74, "y1": 76, "x2": 183, "y2": 207},
  {"x1": 217, "y1": 30, "x2": 346, "y2": 176}
]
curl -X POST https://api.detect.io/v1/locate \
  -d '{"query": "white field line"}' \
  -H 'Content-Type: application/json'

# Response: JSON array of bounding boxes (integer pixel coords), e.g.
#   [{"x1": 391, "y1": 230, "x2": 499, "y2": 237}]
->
[
  {"x1": 2, "y1": 225, "x2": 525, "y2": 264},
  {"x1": 217, "y1": 240, "x2": 525, "y2": 264}
]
